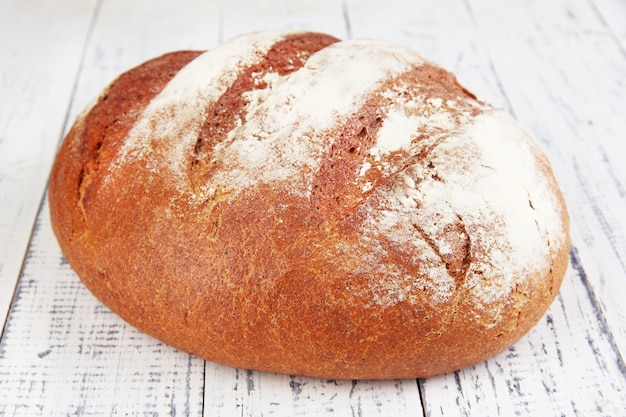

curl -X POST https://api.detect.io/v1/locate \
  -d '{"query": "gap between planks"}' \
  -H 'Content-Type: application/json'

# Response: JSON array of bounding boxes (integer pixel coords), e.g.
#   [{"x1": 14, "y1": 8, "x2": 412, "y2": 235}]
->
[{"x1": 0, "y1": 0, "x2": 102, "y2": 350}]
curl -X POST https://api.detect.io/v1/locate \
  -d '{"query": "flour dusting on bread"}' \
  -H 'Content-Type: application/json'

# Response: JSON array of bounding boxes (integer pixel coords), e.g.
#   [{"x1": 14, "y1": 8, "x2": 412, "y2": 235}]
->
[
  {"x1": 109, "y1": 31, "x2": 565, "y2": 313},
  {"x1": 49, "y1": 30, "x2": 570, "y2": 379}
]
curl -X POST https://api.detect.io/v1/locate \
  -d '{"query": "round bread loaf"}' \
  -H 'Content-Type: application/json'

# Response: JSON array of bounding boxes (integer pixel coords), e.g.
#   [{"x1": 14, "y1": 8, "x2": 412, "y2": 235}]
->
[{"x1": 49, "y1": 30, "x2": 569, "y2": 379}]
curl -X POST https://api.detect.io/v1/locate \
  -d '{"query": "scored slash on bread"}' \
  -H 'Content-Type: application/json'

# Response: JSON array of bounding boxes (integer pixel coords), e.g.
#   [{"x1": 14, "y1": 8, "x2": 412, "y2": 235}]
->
[{"x1": 49, "y1": 30, "x2": 569, "y2": 379}]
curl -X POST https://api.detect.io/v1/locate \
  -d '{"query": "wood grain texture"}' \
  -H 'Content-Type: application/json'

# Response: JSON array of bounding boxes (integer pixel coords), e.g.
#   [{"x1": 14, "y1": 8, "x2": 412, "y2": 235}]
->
[
  {"x1": 1, "y1": 0, "x2": 217, "y2": 415},
  {"x1": 345, "y1": 0, "x2": 510, "y2": 110},
  {"x1": 0, "y1": 200, "x2": 206, "y2": 416},
  {"x1": 204, "y1": 366, "x2": 421, "y2": 416},
  {"x1": 594, "y1": 0, "x2": 626, "y2": 51},
  {"x1": 63, "y1": 0, "x2": 221, "y2": 132},
  {"x1": 466, "y1": 0, "x2": 626, "y2": 356},
  {"x1": 1, "y1": 0, "x2": 625, "y2": 415},
  {"x1": 0, "y1": 0, "x2": 98, "y2": 342},
  {"x1": 421, "y1": 250, "x2": 626, "y2": 416},
  {"x1": 220, "y1": 0, "x2": 349, "y2": 41},
  {"x1": 348, "y1": 0, "x2": 626, "y2": 414}
]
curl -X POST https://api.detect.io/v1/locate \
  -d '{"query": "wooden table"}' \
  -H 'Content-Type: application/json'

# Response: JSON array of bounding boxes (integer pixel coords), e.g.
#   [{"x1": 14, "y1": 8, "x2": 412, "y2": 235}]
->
[{"x1": 1, "y1": 0, "x2": 625, "y2": 415}]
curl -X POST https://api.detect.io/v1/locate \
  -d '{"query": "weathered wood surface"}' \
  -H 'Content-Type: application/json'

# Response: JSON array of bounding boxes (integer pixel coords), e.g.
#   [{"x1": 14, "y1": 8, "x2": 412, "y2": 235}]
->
[
  {"x1": 0, "y1": 0, "x2": 98, "y2": 349},
  {"x1": 1, "y1": 0, "x2": 625, "y2": 415}
]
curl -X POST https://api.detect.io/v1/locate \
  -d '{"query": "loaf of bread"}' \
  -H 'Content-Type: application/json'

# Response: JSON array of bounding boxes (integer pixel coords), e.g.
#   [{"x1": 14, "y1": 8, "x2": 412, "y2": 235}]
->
[{"x1": 49, "y1": 30, "x2": 569, "y2": 379}]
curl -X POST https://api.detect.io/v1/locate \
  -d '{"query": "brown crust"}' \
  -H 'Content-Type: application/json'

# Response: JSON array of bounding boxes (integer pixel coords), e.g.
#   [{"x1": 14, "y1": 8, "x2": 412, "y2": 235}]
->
[
  {"x1": 311, "y1": 63, "x2": 479, "y2": 223},
  {"x1": 50, "y1": 50, "x2": 203, "y2": 252},
  {"x1": 192, "y1": 32, "x2": 339, "y2": 189},
  {"x1": 49, "y1": 32, "x2": 570, "y2": 379}
]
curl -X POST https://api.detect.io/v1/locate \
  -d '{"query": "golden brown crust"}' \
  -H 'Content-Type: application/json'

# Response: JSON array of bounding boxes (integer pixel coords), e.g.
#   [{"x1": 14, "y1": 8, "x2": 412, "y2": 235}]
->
[{"x1": 49, "y1": 31, "x2": 569, "y2": 379}]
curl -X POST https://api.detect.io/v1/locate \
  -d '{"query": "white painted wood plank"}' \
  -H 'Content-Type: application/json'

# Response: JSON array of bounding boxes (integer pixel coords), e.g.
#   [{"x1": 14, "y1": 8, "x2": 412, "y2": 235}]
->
[
  {"x1": 421, "y1": 253, "x2": 626, "y2": 416},
  {"x1": 2, "y1": 0, "x2": 624, "y2": 416},
  {"x1": 65, "y1": 0, "x2": 221, "y2": 129},
  {"x1": 0, "y1": 0, "x2": 97, "y2": 343},
  {"x1": 0, "y1": 199, "x2": 206, "y2": 416},
  {"x1": 1, "y1": 0, "x2": 220, "y2": 415},
  {"x1": 220, "y1": 0, "x2": 349, "y2": 42},
  {"x1": 348, "y1": 0, "x2": 626, "y2": 414},
  {"x1": 197, "y1": 4, "x2": 423, "y2": 417},
  {"x1": 593, "y1": 0, "x2": 626, "y2": 50},
  {"x1": 345, "y1": 0, "x2": 512, "y2": 111},
  {"x1": 204, "y1": 365, "x2": 421, "y2": 416},
  {"x1": 465, "y1": 0, "x2": 626, "y2": 355}
]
